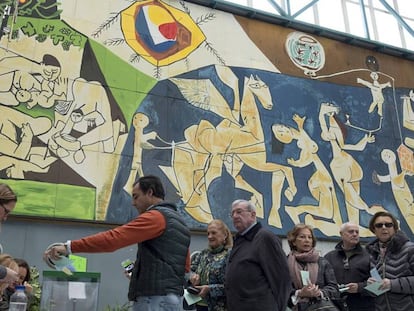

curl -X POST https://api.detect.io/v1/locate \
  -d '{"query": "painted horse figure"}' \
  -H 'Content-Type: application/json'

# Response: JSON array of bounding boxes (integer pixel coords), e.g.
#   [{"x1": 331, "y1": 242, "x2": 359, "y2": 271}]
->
[{"x1": 161, "y1": 65, "x2": 296, "y2": 224}]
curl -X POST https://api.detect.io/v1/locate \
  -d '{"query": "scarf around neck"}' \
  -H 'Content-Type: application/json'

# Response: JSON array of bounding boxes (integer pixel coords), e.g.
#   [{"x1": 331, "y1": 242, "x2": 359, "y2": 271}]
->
[{"x1": 288, "y1": 248, "x2": 319, "y2": 290}]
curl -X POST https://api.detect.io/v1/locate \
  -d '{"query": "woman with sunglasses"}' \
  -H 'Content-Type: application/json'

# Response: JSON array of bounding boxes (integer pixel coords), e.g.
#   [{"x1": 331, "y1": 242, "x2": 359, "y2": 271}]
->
[
  {"x1": 0, "y1": 184, "x2": 19, "y2": 286},
  {"x1": 366, "y1": 209, "x2": 414, "y2": 311}
]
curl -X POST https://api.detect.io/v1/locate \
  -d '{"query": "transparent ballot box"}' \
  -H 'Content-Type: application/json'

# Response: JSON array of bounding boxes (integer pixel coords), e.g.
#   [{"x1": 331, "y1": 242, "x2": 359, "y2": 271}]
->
[{"x1": 40, "y1": 271, "x2": 100, "y2": 311}]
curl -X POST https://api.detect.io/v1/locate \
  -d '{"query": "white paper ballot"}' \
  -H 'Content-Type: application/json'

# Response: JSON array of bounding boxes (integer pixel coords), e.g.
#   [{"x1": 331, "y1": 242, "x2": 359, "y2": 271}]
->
[
  {"x1": 184, "y1": 289, "x2": 202, "y2": 306},
  {"x1": 339, "y1": 286, "x2": 350, "y2": 293},
  {"x1": 370, "y1": 267, "x2": 382, "y2": 282},
  {"x1": 68, "y1": 282, "x2": 86, "y2": 299},
  {"x1": 364, "y1": 281, "x2": 390, "y2": 296},
  {"x1": 300, "y1": 270, "x2": 310, "y2": 286}
]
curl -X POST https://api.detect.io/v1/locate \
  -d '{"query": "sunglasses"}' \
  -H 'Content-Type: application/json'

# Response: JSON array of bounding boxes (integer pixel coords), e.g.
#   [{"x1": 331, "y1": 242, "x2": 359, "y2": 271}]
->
[{"x1": 374, "y1": 222, "x2": 394, "y2": 229}]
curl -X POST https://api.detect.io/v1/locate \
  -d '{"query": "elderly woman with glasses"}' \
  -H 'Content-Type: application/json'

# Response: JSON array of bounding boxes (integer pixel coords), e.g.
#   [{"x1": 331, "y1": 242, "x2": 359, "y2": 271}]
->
[
  {"x1": 366, "y1": 209, "x2": 414, "y2": 311},
  {"x1": 286, "y1": 224, "x2": 340, "y2": 311},
  {"x1": 0, "y1": 184, "x2": 19, "y2": 286}
]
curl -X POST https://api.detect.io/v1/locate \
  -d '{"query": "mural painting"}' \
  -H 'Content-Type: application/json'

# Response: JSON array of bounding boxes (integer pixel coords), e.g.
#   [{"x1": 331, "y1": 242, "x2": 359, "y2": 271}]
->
[{"x1": 0, "y1": 0, "x2": 413, "y2": 239}]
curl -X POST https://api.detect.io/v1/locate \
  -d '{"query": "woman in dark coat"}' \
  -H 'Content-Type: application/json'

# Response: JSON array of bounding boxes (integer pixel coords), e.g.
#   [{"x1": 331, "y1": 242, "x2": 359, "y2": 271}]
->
[
  {"x1": 366, "y1": 210, "x2": 414, "y2": 311},
  {"x1": 287, "y1": 224, "x2": 340, "y2": 311}
]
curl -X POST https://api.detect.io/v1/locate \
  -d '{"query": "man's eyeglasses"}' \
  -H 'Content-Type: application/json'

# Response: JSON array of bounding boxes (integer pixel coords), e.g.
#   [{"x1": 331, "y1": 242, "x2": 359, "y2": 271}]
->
[
  {"x1": 1, "y1": 204, "x2": 11, "y2": 216},
  {"x1": 230, "y1": 209, "x2": 251, "y2": 217},
  {"x1": 374, "y1": 222, "x2": 394, "y2": 229}
]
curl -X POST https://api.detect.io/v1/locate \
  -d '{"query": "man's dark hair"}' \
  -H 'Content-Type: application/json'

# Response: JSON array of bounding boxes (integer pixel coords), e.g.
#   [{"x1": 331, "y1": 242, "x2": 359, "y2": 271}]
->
[
  {"x1": 42, "y1": 54, "x2": 61, "y2": 68},
  {"x1": 135, "y1": 175, "x2": 165, "y2": 199}
]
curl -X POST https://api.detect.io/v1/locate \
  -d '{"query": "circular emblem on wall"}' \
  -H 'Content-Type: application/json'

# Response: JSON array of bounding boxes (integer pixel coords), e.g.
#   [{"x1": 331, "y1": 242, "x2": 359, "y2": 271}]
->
[
  {"x1": 285, "y1": 31, "x2": 325, "y2": 76},
  {"x1": 121, "y1": 0, "x2": 206, "y2": 66}
]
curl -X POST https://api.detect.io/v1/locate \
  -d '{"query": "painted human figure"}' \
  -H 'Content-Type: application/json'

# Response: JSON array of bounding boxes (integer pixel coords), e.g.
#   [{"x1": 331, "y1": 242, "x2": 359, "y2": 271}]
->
[
  {"x1": 272, "y1": 114, "x2": 342, "y2": 235},
  {"x1": 401, "y1": 90, "x2": 414, "y2": 148},
  {"x1": 166, "y1": 67, "x2": 296, "y2": 225},
  {"x1": 357, "y1": 71, "x2": 391, "y2": 117},
  {"x1": 0, "y1": 54, "x2": 64, "y2": 109},
  {"x1": 319, "y1": 103, "x2": 384, "y2": 237},
  {"x1": 373, "y1": 148, "x2": 414, "y2": 232},
  {"x1": 50, "y1": 78, "x2": 125, "y2": 163},
  {"x1": 0, "y1": 105, "x2": 56, "y2": 178},
  {"x1": 123, "y1": 113, "x2": 157, "y2": 192}
]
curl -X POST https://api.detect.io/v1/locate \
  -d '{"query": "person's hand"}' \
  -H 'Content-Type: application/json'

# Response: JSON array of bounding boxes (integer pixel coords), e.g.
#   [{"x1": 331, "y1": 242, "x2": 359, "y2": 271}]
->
[
  {"x1": 379, "y1": 278, "x2": 391, "y2": 290},
  {"x1": 300, "y1": 283, "x2": 320, "y2": 298},
  {"x1": 190, "y1": 273, "x2": 200, "y2": 286},
  {"x1": 367, "y1": 277, "x2": 377, "y2": 284},
  {"x1": 23, "y1": 281, "x2": 33, "y2": 294},
  {"x1": 196, "y1": 285, "x2": 210, "y2": 298},
  {"x1": 346, "y1": 282, "x2": 358, "y2": 293},
  {"x1": 1, "y1": 268, "x2": 19, "y2": 284},
  {"x1": 124, "y1": 271, "x2": 131, "y2": 280},
  {"x1": 44, "y1": 243, "x2": 68, "y2": 261}
]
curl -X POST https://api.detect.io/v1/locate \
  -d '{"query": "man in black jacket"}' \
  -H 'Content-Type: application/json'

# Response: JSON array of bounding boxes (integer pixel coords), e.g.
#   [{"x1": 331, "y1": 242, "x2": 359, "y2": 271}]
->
[
  {"x1": 325, "y1": 222, "x2": 374, "y2": 311},
  {"x1": 225, "y1": 199, "x2": 291, "y2": 311}
]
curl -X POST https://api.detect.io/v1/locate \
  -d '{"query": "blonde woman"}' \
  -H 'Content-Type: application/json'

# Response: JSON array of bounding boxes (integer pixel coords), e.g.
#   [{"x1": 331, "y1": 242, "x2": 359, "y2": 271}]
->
[{"x1": 190, "y1": 219, "x2": 233, "y2": 311}]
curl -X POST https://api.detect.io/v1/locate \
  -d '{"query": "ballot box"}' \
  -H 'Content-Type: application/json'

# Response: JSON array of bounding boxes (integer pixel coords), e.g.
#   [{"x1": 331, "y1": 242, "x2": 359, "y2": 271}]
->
[{"x1": 40, "y1": 271, "x2": 100, "y2": 311}]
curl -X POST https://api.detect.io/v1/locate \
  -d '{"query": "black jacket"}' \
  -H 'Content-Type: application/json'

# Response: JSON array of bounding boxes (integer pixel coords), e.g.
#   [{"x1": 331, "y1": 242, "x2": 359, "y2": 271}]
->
[
  {"x1": 288, "y1": 256, "x2": 340, "y2": 311},
  {"x1": 366, "y1": 231, "x2": 414, "y2": 311},
  {"x1": 325, "y1": 242, "x2": 375, "y2": 311},
  {"x1": 225, "y1": 222, "x2": 291, "y2": 311}
]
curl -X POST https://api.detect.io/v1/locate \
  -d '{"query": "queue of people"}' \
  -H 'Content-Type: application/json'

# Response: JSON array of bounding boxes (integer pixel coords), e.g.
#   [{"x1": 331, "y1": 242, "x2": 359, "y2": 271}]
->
[
  {"x1": 2, "y1": 177, "x2": 414, "y2": 311},
  {"x1": 185, "y1": 205, "x2": 414, "y2": 311}
]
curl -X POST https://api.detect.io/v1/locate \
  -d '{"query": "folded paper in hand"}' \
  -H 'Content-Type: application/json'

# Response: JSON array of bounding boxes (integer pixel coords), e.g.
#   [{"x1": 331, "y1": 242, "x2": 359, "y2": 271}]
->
[
  {"x1": 364, "y1": 282, "x2": 389, "y2": 296},
  {"x1": 365, "y1": 267, "x2": 389, "y2": 296},
  {"x1": 184, "y1": 289, "x2": 202, "y2": 306}
]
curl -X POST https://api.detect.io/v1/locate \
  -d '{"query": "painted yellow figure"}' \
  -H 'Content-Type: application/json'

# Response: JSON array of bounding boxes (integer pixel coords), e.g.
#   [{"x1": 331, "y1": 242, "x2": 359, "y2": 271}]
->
[
  {"x1": 123, "y1": 113, "x2": 157, "y2": 192},
  {"x1": 0, "y1": 52, "x2": 60, "y2": 177},
  {"x1": 0, "y1": 105, "x2": 56, "y2": 178},
  {"x1": 164, "y1": 66, "x2": 296, "y2": 224},
  {"x1": 402, "y1": 91, "x2": 414, "y2": 148},
  {"x1": 357, "y1": 71, "x2": 391, "y2": 117},
  {"x1": 272, "y1": 114, "x2": 342, "y2": 236},
  {"x1": 50, "y1": 78, "x2": 125, "y2": 164},
  {"x1": 319, "y1": 103, "x2": 383, "y2": 237},
  {"x1": 373, "y1": 148, "x2": 414, "y2": 233},
  {"x1": 0, "y1": 53, "x2": 64, "y2": 109}
]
